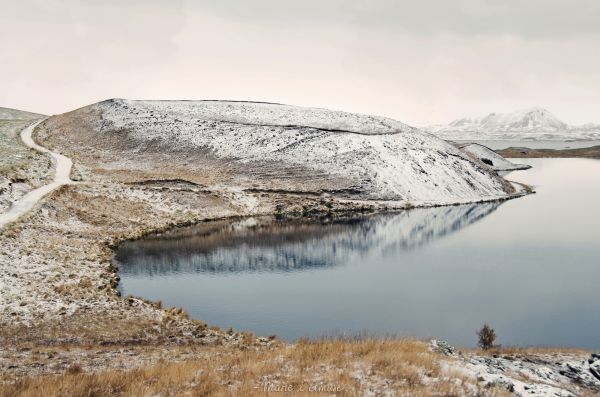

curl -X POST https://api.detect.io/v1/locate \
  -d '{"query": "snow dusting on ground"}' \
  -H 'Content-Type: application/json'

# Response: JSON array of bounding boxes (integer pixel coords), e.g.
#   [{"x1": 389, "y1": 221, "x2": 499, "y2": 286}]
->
[{"x1": 430, "y1": 340, "x2": 600, "y2": 397}]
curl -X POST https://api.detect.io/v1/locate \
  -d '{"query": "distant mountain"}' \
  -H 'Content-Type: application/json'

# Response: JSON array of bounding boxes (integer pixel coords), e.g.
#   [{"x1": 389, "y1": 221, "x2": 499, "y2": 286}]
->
[
  {"x1": 427, "y1": 108, "x2": 600, "y2": 141},
  {"x1": 0, "y1": 107, "x2": 44, "y2": 120}
]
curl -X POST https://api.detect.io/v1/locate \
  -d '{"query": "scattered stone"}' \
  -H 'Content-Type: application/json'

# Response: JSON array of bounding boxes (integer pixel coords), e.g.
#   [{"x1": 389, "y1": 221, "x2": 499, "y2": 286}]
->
[
  {"x1": 428, "y1": 339, "x2": 456, "y2": 356},
  {"x1": 589, "y1": 354, "x2": 600, "y2": 381}
]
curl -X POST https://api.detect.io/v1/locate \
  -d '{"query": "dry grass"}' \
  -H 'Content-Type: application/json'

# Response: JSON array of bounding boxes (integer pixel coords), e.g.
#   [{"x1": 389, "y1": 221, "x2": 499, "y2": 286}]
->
[{"x1": 0, "y1": 338, "x2": 509, "y2": 397}]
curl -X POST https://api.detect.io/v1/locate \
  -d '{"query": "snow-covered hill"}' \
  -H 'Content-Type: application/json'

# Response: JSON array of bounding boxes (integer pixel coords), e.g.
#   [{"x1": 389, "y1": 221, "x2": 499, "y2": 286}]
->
[
  {"x1": 428, "y1": 108, "x2": 600, "y2": 141},
  {"x1": 39, "y1": 99, "x2": 519, "y2": 205},
  {"x1": 0, "y1": 107, "x2": 44, "y2": 120}
]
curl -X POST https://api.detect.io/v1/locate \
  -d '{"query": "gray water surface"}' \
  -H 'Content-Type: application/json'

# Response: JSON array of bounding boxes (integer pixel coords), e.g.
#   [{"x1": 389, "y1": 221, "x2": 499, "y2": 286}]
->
[{"x1": 116, "y1": 158, "x2": 600, "y2": 348}]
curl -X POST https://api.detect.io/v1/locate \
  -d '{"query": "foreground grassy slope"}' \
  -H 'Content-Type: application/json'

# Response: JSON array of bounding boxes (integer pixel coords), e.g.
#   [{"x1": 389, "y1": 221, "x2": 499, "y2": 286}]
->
[{"x1": 0, "y1": 338, "x2": 510, "y2": 397}]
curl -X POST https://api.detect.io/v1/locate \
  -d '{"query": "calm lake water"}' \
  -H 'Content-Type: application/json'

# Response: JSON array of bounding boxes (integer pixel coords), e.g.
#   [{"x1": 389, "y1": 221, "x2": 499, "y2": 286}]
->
[{"x1": 116, "y1": 158, "x2": 600, "y2": 348}]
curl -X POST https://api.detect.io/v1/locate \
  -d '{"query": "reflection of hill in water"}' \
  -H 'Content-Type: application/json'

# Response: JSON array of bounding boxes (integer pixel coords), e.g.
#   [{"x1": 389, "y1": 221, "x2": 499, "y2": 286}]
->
[{"x1": 115, "y1": 202, "x2": 501, "y2": 276}]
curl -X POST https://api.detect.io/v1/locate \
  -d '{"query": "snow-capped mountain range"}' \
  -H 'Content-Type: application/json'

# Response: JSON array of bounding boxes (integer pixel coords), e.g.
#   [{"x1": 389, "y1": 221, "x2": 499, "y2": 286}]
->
[{"x1": 427, "y1": 108, "x2": 600, "y2": 141}]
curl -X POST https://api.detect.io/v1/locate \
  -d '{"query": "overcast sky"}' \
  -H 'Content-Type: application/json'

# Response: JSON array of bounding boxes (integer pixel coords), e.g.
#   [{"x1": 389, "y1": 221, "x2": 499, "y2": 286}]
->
[{"x1": 1, "y1": 0, "x2": 599, "y2": 125}]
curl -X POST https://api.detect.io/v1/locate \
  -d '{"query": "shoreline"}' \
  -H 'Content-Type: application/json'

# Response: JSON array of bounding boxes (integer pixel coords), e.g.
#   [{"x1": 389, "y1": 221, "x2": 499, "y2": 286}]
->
[{"x1": 497, "y1": 145, "x2": 600, "y2": 159}]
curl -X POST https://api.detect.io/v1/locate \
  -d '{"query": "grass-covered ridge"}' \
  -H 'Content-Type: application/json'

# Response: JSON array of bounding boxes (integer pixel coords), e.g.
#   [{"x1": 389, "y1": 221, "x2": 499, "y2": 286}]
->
[{"x1": 0, "y1": 106, "x2": 44, "y2": 121}]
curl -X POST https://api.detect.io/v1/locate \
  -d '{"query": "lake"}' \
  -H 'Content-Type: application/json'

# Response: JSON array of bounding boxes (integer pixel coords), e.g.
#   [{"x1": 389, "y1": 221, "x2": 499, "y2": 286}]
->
[{"x1": 115, "y1": 158, "x2": 600, "y2": 348}]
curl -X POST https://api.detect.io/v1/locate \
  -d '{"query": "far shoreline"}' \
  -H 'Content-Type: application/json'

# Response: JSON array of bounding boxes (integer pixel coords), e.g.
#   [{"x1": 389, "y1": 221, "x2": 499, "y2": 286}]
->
[{"x1": 496, "y1": 144, "x2": 600, "y2": 159}]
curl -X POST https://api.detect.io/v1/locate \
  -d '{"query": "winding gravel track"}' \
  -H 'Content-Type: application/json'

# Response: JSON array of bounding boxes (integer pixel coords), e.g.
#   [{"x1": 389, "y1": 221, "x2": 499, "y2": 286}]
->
[{"x1": 0, "y1": 120, "x2": 72, "y2": 228}]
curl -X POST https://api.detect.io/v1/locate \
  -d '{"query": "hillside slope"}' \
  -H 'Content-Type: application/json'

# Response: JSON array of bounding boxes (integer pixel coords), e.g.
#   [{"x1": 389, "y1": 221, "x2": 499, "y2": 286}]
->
[
  {"x1": 37, "y1": 99, "x2": 516, "y2": 204},
  {"x1": 0, "y1": 107, "x2": 44, "y2": 120}
]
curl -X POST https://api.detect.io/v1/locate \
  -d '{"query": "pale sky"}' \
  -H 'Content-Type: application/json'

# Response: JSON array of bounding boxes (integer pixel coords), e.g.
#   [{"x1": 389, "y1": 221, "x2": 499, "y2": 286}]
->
[{"x1": 1, "y1": 0, "x2": 599, "y2": 125}]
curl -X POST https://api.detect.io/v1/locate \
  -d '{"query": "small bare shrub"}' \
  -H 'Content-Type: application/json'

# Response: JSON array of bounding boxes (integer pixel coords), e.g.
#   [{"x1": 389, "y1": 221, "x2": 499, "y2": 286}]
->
[
  {"x1": 66, "y1": 364, "x2": 83, "y2": 374},
  {"x1": 477, "y1": 323, "x2": 496, "y2": 350}
]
